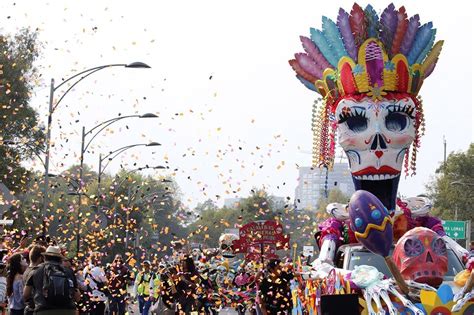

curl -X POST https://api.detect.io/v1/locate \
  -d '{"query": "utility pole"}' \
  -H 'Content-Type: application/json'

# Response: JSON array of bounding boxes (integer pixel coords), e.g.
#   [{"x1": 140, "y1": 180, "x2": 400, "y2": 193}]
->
[{"x1": 443, "y1": 136, "x2": 447, "y2": 167}]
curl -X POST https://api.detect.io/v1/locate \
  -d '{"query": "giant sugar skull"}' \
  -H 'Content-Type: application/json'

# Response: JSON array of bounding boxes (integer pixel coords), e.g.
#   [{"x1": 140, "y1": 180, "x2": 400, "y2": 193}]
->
[
  {"x1": 336, "y1": 93, "x2": 418, "y2": 210},
  {"x1": 393, "y1": 227, "x2": 447, "y2": 287},
  {"x1": 289, "y1": 4, "x2": 441, "y2": 212}
]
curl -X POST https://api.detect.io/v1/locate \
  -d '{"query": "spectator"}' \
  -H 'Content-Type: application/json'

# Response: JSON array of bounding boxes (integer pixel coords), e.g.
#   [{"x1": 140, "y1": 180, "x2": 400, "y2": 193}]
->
[
  {"x1": 83, "y1": 253, "x2": 108, "y2": 315},
  {"x1": 7, "y1": 253, "x2": 26, "y2": 315},
  {"x1": 158, "y1": 265, "x2": 176, "y2": 315},
  {"x1": 107, "y1": 254, "x2": 131, "y2": 315},
  {"x1": 258, "y1": 259, "x2": 293, "y2": 315},
  {"x1": 0, "y1": 263, "x2": 7, "y2": 315},
  {"x1": 173, "y1": 256, "x2": 199, "y2": 314},
  {"x1": 133, "y1": 260, "x2": 155, "y2": 315},
  {"x1": 23, "y1": 245, "x2": 46, "y2": 315},
  {"x1": 23, "y1": 245, "x2": 80, "y2": 315}
]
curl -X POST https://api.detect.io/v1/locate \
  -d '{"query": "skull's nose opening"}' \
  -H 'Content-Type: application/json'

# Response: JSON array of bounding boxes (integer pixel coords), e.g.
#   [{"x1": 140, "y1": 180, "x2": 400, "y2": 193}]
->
[
  {"x1": 352, "y1": 176, "x2": 400, "y2": 211},
  {"x1": 426, "y1": 252, "x2": 433, "y2": 263}
]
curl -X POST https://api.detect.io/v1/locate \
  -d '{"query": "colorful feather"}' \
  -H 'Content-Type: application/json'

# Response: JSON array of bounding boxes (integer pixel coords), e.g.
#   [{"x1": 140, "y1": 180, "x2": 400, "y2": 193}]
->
[
  {"x1": 289, "y1": 59, "x2": 317, "y2": 83},
  {"x1": 310, "y1": 28, "x2": 339, "y2": 67},
  {"x1": 349, "y1": 3, "x2": 367, "y2": 48},
  {"x1": 421, "y1": 40, "x2": 443, "y2": 75},
  {"x1": 322, "y1": 16, "x2": 347, "y2": 61},
  {"x1": 400, "y1": 14, "x2": 420, "y2": 55},
  {"x1": 295, "y1": 53, "x2": 323, "y2": 79},
  {"x1": 364, "y1": 4, "x2": 379, "y2": 38},
  {"x1": 391, "y1": 6, "x2": 408, "y2": 55},
  {"x1": 415, "y1": 29, "x2": 436, "y2": 64},
  {"x1": 296, "y1": 75, "x2": 317, "y2": 92},
  {"x1": 423, "y1": 61, "x2": 437, "y2": 78},
  {"x1": 407, "y1": 22, "x2": 433, "y2": 64},
  {"x1": 299, "y1": 36, "x2": 332, "y2": 70},
  {"x1": 337, "y1": 8, "x2": 357, "y2": 61},
  {"x1": 380, "y1": 3, "x2": 398, "y2": 53}
]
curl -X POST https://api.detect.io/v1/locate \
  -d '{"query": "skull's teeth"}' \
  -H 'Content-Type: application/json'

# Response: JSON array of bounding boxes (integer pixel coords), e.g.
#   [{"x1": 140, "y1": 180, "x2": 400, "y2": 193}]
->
[{"x1": 354, "y1": 174, "x2": 399, "y2": 180}]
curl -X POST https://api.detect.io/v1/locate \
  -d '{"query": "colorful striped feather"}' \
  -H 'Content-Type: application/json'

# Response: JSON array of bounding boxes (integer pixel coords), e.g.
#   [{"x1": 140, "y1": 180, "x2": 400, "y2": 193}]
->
[
  {"x1": 310, "y1": 28, "x2": 339, "y2": 67},
  {"x1": 423, "y1": 61, "x2": 437, "y2": 78},
  {"x1": 407, "y1": 22, "x2": 433, "y2": 64},
  {"x1": 337, "y1": 8, "x2": 357, "y2": 61},
  {"x1": 391, "y1": 6, "x2": 408, "y2": 55},
  {"x1": 322, "y1": 16, "x2": 348, "y2": 61},
  {"x1": 299, "y1": 36, "x2": 332, "y2": 70},
  {"x1": 400, "y1": 14, "x2": 420, "y2": 55},
  {"x1": 421, "y1": 40, "x2": 443, "y2": 76},
  {"x1": 289, "y1": 59, "x2": 317, "y2": 83},
  {"x1": 349, "y1": 3, "x2": 367, "y2": 48},
  {"x1": 415, "y1": 29, "x2": 436, "y2": 64},
  {"x1": 380, "y1": 3, "x2": 398, "y2": 53},
  {"x1": 295, "y1": 53, "x2": 324, "y2": 79},
  {"x1": 364, "y1": 4, "x2": 379, "y2": 38}
]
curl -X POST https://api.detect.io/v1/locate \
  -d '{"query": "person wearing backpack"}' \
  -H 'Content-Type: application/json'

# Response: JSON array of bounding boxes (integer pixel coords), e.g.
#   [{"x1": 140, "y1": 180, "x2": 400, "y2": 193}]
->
[
  {"x1": 132, "y1": 260, "x2": 155, "y2": 315},
  {"x1": 23, "y1": 246, "x2": 80, "y2": 315}
]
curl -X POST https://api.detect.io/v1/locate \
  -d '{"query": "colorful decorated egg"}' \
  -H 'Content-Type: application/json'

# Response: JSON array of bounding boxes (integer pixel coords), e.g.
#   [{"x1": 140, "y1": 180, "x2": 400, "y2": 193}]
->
[{"x1": 348, "y1": 190, "x2": 393, "y2": 257}]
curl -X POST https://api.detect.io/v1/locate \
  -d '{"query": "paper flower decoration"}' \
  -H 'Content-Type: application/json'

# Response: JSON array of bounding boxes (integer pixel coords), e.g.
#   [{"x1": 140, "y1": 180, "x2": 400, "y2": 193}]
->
[{"x1": 416, "y1": 284, "x2": 474, "y2": 315}]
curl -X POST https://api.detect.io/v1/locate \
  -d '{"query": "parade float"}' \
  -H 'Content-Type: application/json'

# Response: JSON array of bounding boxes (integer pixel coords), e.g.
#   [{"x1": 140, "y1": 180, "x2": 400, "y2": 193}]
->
[{"x1": 289, "y1": 3, "x2": 474, "y2": 314}]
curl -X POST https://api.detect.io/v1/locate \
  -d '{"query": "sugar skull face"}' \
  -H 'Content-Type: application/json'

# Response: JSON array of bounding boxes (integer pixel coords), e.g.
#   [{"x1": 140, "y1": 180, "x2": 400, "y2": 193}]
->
[
  {"x1": 336, "y1": 95, "x2": 417, "y2": 210},
  {"x1": 393, "y1": 227, "x2": 448, "y2": 287},
  {"x1": 219, "y1": 233, "x2": 238, "y2": 258}
]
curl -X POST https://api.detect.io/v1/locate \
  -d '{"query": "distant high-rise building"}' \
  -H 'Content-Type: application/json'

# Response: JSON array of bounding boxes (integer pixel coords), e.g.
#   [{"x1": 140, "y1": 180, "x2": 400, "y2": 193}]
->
[{"x1": 294, "y1": 162, "x2": 354, "y2": 211}]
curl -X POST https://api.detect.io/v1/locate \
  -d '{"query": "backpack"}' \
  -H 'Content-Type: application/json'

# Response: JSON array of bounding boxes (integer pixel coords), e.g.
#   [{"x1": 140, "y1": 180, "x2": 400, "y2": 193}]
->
[{"x1": 42, "y1": 263, "x2": 74, "y2": 308}]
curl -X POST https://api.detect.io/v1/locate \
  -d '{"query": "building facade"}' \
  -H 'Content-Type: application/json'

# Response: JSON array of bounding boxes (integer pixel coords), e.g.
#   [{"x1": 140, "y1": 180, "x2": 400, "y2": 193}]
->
[{"x1": 294, "y1": 162, "x2": 354, "y2": 211}]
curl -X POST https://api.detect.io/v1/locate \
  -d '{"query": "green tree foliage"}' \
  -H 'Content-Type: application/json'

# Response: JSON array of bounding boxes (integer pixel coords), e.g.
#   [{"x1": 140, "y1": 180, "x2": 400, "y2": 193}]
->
[
  {"x1": 0, "y1": 28, "x2": 44, "y2": 193},
  {"x1": 427, "y1": 143, "x2": 474, "y2": 221},
  {"x1": 188, "y1": 189, "x2": 291, "y2": 248},
  {"x1": 317, "y1": 188, "x2": 351, "y2": 216},
  {"x1": 13, "y1": 165, "x2": 186, "y2": 260}
]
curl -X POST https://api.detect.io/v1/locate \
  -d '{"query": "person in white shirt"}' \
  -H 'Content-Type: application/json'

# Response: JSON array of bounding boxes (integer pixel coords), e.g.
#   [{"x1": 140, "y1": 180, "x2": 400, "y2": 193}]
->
[{"x1": 83, "y1": 254, "x2": 108, "y2": 315}]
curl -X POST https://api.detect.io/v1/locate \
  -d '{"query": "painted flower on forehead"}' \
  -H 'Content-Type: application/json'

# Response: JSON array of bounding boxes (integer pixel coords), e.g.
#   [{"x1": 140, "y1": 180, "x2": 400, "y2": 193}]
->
[{"x1": 289, "y1": 3, "x2": 438, "y2": 211}]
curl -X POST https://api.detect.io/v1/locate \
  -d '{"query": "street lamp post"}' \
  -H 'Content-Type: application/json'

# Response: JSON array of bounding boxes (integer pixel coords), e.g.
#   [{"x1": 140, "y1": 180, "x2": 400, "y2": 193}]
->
[
  {"x1": 42, "y1": 62, "x2": 151, "y2": 237},
  {"x1": 97, "y1": 142, "x2": 161, "y2": 196},
  {"x1": 74, "y1": 114, "x2": 157, "y2": 255}
]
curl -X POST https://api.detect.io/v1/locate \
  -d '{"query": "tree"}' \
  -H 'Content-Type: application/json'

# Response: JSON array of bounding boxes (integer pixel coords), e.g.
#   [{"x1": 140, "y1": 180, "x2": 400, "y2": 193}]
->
[
  {"x1": 317, "y1": 188, "x2": 351, "y2": 218},
  {"x1": 0, "y1": 28, "x2": 44, "y2": 193},
  {"x1": 426, "y1": 143, "x2": 474, "y2": 221}
]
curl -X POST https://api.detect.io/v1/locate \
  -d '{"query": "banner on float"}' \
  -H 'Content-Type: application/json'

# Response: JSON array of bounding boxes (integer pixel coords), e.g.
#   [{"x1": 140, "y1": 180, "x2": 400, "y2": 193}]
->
[{"x1": 232, "y1": 220, "x2": 290, "y2": 261}]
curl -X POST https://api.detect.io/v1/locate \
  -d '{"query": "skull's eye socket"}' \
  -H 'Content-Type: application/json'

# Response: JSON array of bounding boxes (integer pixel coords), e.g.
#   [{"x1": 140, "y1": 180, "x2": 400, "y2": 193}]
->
[
  {"x1": 385, "y1": 112, "x2": 409, "y2": 132},
  {"x1": 404, "y1": 238, "x2": 424, "y2": 257},
  {"x1": 346, "y1": 116, "x2": 368, "y2": 133},
  {"x1": 432, "y1": 238, "x2": 447, "y2": 256}
]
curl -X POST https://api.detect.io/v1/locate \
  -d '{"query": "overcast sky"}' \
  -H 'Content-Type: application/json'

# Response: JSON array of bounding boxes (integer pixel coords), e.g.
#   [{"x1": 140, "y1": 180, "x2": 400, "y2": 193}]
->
[{"x1": 2, "y1": 0, "x2": 472, "y2": 208}]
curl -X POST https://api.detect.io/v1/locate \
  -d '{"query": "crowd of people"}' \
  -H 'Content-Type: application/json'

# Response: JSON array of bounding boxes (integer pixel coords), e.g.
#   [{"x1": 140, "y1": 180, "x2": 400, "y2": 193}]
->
[{"x1": 0, "y1": 234, "x2": 296, "y2": 315}]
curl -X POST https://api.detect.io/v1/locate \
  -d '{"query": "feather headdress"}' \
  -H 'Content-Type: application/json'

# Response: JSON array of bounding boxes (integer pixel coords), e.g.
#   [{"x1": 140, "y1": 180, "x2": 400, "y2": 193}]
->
[{"x1": 290, "y1": 3, "x2": 440, "y2": 173}]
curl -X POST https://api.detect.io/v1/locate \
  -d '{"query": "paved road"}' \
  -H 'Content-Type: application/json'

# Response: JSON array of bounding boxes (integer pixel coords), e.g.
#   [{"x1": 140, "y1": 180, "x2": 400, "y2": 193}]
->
[
  {"x1": 128, "y1": 303, "x2": 238, "y2": 314},
  {"x1": 219, "y1": 308, "x2": 239, "y2": 314}
]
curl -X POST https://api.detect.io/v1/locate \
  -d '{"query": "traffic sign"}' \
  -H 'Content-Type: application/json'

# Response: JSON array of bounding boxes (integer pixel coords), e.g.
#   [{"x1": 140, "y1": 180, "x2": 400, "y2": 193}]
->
[{"x1": 442, "y1": 220, "x2": 466, "y2": 239}]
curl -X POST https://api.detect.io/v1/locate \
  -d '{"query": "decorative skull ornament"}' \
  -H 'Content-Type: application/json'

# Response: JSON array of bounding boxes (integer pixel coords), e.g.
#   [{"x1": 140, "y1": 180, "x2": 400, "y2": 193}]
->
[
  {"x1": 218, "y1": 233, "x2": 239, "y2": 258},
  {"x1": 393, "y1": 227, "x2": 448, "y2": 287},
  {"x1": 336, "y1": 94, "x2": 417, "y2": 211}
]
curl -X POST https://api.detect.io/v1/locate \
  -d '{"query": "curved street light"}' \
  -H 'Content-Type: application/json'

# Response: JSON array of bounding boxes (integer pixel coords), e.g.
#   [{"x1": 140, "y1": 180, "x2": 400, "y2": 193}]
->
[
  {"x1": 43, "y1": 62, "x2": 151, "y2": 235},
  {"x1": 97, "y1": 142, "x2": 161, "y2": 197},
  {"x1": 2, "y1": 140, "x2": 46, "y2": 167}
]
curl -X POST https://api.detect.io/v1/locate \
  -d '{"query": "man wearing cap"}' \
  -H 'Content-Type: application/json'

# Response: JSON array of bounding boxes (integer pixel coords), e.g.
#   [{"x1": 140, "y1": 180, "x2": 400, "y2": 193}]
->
[
  {"x1": 133, "y1": 260, "x2": 155, "y2": 315},
  {"x1": 23, "y1": 246, "x2": 80, "y2": 315}
]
